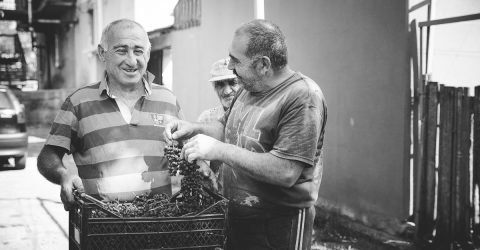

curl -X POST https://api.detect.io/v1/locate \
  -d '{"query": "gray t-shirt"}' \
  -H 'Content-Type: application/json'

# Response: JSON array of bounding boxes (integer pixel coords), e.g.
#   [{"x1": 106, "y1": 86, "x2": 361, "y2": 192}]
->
[{"x1": 221, "y1": 72, "x2": 327, "y2": 209}]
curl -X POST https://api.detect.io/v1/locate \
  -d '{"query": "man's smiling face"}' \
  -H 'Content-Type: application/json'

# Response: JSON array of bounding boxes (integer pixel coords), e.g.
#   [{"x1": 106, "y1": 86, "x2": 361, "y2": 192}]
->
[
  {"x1": 228, "y1": 32, "x2": 263, "y2": 93},
  {"x1": 213, "y1": 79, "x2": 240, "y2": 109},
  {"x1": 101, "y1": 23, "x2": 150, "y2": 88}
]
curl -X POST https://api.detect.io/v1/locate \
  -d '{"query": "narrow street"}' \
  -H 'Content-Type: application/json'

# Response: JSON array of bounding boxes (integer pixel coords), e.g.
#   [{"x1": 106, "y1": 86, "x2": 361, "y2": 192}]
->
[
  {"x1": 0, "y1": 126, "x2": 71, "y2": 250},
  {"x1": 0, "y1": 126, "x2": 402, "y2": 250}
]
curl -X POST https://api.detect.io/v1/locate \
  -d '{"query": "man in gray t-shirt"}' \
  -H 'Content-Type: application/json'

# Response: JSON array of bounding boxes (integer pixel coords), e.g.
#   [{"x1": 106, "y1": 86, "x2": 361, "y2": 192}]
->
[{"x1": 164, "y1": 19, "x2": 327, "y2": 250}]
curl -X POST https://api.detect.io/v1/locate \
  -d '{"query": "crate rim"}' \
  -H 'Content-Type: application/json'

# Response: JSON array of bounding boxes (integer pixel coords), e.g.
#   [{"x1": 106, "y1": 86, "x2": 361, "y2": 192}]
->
[{"x1": 86, "y1": 214, "x2": 226, "y2": 222}]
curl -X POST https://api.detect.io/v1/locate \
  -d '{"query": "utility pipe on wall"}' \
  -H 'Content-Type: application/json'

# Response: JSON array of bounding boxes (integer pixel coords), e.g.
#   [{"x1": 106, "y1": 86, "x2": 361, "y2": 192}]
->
[
  {"x1": 254, "y1": 0, "x2": 264, "y2": 19},
  {"x1": 96, "y1": 0, "x2": 103, "y2": 44},
  {"x1": 27, "y1": 0, "x2": 32, "y2": 24}
]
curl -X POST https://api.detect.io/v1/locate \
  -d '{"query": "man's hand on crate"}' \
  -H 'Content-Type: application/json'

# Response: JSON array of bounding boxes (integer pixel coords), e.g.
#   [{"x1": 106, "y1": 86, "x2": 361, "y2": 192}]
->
[{"x1": 60, "y1": 175, "x2": 84, "y2": 211}]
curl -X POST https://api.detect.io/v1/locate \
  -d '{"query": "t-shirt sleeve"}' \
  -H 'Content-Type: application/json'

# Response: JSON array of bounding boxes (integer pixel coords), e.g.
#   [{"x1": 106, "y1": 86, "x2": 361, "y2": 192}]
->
[
  {"x1": 270, "y1": 87, "x2": 326, "y2": 167},
  {"x1": 176, "y1": 99, "x2": 185, "y2": 120},
  {"x1": 45, "y1": 97, "x2": 79, "y2": 154},
  {"x1": 197, "y1": 109, "x2": 210, "y2": 123}
]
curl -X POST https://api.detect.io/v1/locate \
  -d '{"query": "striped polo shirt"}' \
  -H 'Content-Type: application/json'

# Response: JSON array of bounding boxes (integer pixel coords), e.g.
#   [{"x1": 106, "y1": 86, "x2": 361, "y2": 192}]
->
[{"x1": 46, "y1": 72, "x2": 183, "y2": 201}]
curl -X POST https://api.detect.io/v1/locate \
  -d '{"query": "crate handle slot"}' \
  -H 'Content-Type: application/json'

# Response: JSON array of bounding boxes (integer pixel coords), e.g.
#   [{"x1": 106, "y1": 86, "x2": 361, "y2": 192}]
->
[
  {"x1": 73, "y1": 190, "x2": 122, "y2": 218},
  {"x1": 170, "y1": 186, "x2": 228, "y2": 217}
]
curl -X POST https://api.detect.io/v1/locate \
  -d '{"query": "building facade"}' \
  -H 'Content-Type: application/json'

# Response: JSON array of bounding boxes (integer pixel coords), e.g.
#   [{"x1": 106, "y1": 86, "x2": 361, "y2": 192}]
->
[{"x1": 170, "y1": 0, "x2": 411, "y2": 235}]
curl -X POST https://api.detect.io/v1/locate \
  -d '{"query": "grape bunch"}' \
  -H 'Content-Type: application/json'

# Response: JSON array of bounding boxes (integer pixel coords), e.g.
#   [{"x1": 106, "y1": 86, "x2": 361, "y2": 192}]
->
[
  {"x1": 164, "y1": 144, "x2": 215, "y2": 213},
  {"x1": 179, "y1": 171, "x2": 215, "y2": 214},
  {"x1": 164, "y1": 145, "x2": 183, "y2": 176},
  {"x1": 164, "y1": 144, "x2": 200, "y2": 176},
  {"x1": 90, "y1": 193, "x2": 183, "y2": 218}
]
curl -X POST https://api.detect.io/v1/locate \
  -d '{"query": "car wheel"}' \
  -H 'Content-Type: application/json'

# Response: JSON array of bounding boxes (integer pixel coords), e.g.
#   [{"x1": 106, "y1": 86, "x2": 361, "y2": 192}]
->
[
  {"x1": 14, "y1": 154, "x2": 26, "y2": 170},
  {"x1": 0, "y1": 157, "x2": 8, "y2": 167}
]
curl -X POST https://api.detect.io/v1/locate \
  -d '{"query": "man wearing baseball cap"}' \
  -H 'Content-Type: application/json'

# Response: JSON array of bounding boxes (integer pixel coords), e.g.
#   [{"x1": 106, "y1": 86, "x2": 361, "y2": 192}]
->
[
  {"x1": 197, "y1": 57, "x2": 240, "y2": 123},
  {"x1": 196, "y1": 58, "x2": 240, "y2": 191}
]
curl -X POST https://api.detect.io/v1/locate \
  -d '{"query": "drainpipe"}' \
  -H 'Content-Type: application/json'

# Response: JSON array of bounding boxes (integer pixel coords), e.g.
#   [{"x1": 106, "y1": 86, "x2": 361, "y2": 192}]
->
[
  {"x1": 96, "y1": 0, "x2": 103, "y2": 77},
  {"x1": 96, "y1": 0, "x2": 103, "y2": 44},
  {"x1": 28, "y1": 0, "x2": 32, "y2": 25},
  {"x1": 254, "y1": 0, "x2": 264, "y2": 19}
]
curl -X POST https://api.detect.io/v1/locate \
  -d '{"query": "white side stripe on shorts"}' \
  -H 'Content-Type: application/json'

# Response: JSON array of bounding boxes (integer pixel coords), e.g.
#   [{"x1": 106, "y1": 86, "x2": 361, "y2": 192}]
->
[{"x1": 295, "y1": 208, "x2": 306, "y2": 250}]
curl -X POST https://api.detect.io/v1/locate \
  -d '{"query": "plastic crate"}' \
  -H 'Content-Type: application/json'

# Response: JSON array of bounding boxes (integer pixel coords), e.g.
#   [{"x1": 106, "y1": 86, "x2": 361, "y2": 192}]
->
[{"x1": 68, "y1": 191, "x2": 228, "y2": 250}]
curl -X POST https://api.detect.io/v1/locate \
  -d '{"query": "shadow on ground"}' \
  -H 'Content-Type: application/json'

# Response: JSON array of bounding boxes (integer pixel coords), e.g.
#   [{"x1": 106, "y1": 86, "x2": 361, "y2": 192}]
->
[{"x1": 312, "y1": 212, "x2": 416, "y2": 250}]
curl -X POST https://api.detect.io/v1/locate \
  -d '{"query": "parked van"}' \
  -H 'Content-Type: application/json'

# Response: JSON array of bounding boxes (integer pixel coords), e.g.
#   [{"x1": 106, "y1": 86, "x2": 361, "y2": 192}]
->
[{"x1": 0, "y1": 85, "x2": 27, "y2": 169}]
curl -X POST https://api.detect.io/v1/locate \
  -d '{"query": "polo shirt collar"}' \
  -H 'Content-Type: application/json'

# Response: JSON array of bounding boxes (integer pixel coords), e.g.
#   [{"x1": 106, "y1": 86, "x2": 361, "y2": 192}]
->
[{"x1": 99, "y1": 71, "x2": 155, "y2": 97}]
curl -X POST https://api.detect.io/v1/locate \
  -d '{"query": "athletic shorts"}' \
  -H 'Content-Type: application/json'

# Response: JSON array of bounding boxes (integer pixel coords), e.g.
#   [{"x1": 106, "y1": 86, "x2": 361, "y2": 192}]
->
[{"x1": 226, "y1": 204, "x2": 315, "y2": 250}]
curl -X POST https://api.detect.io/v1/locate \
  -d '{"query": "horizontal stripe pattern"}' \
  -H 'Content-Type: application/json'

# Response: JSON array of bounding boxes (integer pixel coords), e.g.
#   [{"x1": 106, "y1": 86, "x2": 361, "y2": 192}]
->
[
  {"x1": 68, "y1": 82, "x2": 106, "y2": 106},
  {"x1": 45, "y1": 77, "x2": 181, "y2": 199},
  {"x1": 73, "y1": 139, "x2": 165, "y2": 165},
  {"x1": 78, "y1": 109, "x2": 176, "y2": 137},
  {"x1": 53, "y1": 109, "x2": 77, "y2": 128},
  {"x1": 69, "y1": 86, "x2": 181, "y2": 120},
  {"x1": 82, "y1": 170, "x2": 171, "y2": 201},
  {"x1": 141, "y1": 99, "x2": 180, "y2": 115},
  {"x1": 150, "y1": 85, "x2": 177, "y2": 104},
  {"x1": 74, "y1": 98, "x2": 118, "y2": 119},
  {"x1": 46, "y1": 134, "x2": 73, "y2": 152},
  {"x1": 48, "y1": 123, "x2": 81, "y2": 153},
  {"x1": 78, "y1": 112, "x2": 126, "y2": 136},
  {"x1": 77, "y1": 156, "x2": 168, "y2": 179},
  {"x1": 81, "y1": 126, "x2": 164, "y2": 152},
  {"x1": 50, "y1": 122, "x2": 76, "y2": 138}
]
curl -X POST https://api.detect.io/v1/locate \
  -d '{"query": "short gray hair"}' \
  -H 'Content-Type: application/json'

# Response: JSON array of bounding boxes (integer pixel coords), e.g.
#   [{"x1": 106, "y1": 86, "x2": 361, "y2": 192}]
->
[{"x1": 99, "y1": 19, "x2": 151, "y2": 51}]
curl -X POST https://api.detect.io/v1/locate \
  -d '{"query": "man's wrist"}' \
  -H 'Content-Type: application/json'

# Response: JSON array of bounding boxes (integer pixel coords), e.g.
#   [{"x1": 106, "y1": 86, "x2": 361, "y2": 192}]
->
[
  {"x1": 194, "y1": 122, "x2": 206, "y2": 135},
  {"x1": 216, "y1": 142, "x2": 234, "y2": 164},
  {"x1": 58, "y1": 168, "x2": 71, "y2": 185}
]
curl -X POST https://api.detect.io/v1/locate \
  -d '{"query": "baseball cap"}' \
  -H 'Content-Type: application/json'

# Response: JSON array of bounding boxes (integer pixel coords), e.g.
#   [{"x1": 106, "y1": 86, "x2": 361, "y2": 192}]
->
[{"x1": 209, "y1": 58, "x2": 236, "y2": 82}]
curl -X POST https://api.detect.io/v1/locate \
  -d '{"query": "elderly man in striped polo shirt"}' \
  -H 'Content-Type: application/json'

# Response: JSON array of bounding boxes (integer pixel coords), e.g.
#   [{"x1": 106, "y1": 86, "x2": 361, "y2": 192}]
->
[{"x1": 37, "y1": 19, "x2": 183, "y2": 211}]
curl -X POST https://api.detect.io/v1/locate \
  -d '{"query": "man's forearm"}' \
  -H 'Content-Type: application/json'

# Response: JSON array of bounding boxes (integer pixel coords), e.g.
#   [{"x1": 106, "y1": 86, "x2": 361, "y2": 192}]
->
[
  {"x1": 197, "y1": 120, "x2": 225, "y2": 141},
  {"x1": 37, "y1": 147, "x2": 68, "y2": 185},
  {"x1": 216, "y1": 143, "x2": 304, "y2": 188}
]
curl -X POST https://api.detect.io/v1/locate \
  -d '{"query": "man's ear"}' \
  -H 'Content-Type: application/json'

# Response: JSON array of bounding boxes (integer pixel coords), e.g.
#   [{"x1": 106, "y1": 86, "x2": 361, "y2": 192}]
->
[
  {"x1": 255, "y1": 56, "x2": 271, "y2": 75},
  {"x1": 144, "y1": 49, "x2": 151, "y2": 64},
  {"x1": 97, "y1": 45, "x2": 106, "y2": 62}
]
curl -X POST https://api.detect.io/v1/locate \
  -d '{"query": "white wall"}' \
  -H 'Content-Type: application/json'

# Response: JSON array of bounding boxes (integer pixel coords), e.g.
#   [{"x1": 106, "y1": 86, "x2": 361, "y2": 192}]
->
[
  {"x1": 267, "y1": 0, "x2": 411, "y2": 232},
  {"x1": 171, "y1": 0, "x2": 254, "y2": 121},
  {"x1": 171, "y1": 0, "x2": 411, "y2": 233}
]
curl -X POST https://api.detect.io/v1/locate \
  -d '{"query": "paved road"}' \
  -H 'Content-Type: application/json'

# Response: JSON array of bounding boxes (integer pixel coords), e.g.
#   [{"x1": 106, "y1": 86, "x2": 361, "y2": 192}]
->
[{"x1": 0, "y1": 127, "x2": 73, "y2": 250}]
